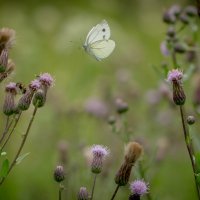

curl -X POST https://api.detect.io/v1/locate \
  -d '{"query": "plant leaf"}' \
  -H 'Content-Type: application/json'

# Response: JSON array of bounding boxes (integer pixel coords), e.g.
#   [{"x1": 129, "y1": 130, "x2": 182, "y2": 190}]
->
[
  {"x1": 0, "y1": 159, "x2": 9, "y2": 178},
  {"x1": 16, "y1": 152, "x2": 30, "y2": 165}
]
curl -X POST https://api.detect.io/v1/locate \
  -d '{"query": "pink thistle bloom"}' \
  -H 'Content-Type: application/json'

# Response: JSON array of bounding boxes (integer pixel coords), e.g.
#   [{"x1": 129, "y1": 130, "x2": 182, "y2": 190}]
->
[
  {"x1": 29, "y1": 79, "x2": 41, "y2": 91},
  {"x1": 167, "y1": 69, "x2": 183, "y2": 83},
  {"x1": 5, "y1": 82, "x2": 17, "y2": 93},
  {"x1": 90, "y1": 145, "x2": 110, "y2": 174},
  {"x1": 91, "y1": 145, "x2": 110, "y2": 158},
  {"x1": 39, "y1": 73, "x2": 54, "y2": 87},
  {"x1": 130, "y1": 180, "x2": 149, "y2": 196}
]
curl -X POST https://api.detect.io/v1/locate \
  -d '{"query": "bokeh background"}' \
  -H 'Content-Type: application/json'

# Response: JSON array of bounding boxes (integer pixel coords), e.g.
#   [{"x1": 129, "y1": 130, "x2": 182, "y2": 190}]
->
[{"x1": 0, "y1": 0, "x2": 198, "y2": 199}]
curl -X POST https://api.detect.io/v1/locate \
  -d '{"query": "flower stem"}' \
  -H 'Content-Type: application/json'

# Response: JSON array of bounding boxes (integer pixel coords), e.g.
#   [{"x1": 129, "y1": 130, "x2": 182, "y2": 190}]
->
[
  {"x1": 91, "y1": 174, "x2": 97, "y2": 200},
  {"x1": 172, "y1": 50, "x2": 178, "y2": 68},
  {"x1": 59, "y1": 186, "x2": 62, "y2": 200},
  {"x1": 0, "y1": 116, "x2": 10, "y2": 145},
  {"x1": 0, "y1": 112, "x2": 22, "y2": 151},
  {"x1": 110, "y1": 185, "x2": 120, "y2": 200},
  {"x1": 179, "y1": 105, "x2": 200, "y2": 198},
  {"x1": 0, "y1": 106, "x2": 38, "y2": 185}
]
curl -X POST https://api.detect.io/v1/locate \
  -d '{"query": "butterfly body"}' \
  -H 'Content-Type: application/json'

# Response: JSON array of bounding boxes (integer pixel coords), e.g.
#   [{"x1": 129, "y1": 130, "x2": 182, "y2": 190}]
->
[{"x1": 83, "y1": 20, "x2": 115, "y2": 61}]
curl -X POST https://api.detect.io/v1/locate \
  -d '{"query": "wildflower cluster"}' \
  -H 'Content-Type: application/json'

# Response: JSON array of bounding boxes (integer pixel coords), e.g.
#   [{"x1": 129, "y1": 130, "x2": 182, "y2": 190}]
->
[{"x1": 0, "y1": 27, "x2": 54, "y2": 186}]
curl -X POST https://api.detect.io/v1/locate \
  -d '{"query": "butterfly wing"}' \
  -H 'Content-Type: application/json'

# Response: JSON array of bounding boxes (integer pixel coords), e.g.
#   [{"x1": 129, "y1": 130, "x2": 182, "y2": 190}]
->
[
  {"x1": 84, "y1": 20, "x2": 111, "y2": 46},
  {"x1": 89, "y1": 40, "x2": 115, "y2": 61}
]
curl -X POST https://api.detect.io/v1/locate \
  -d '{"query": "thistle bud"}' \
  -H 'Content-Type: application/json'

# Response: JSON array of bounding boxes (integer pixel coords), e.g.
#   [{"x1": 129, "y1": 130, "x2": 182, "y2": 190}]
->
[
  {"x1": 115, "y1": 98, "x2": 129, "y2": 114},
  {"x1": 77, "y1": 187, "x2": 89, "y2": 200},
  {"x1": 167, "y1": 26, "x2": 176, "y2": 38},
  {"x1": 174, "y1": 43, "x2": 186, "y2": 54},
  {"x1": 32, "y1": 89, "x2": 46, "y2": 107},
  {"x1": 18, "y1": 80, "x2": 40, "y2": 111},
  {"x1": 54, "y1": 165, "x2": 65, "y2": 183},
  {"x1": 187, "y1": 115, "x2": 195, "y2": 125},
  {"x1": 180, "y1": 14, "x2": 189, "y2": 24},
  {"x1": 115, "y1": 142, "x2": 143, "y2": 186},
  {"x1": 185, "y1": 6, "x2": 197, "y2": 17},
  {"x1": 108, "y1": 115, "x2": 116, "y2": 125},
  {"x1": 90, "y1": 145, "x2": 109, "y2": 174},
  {"x1": 3, "y1": 82, "x2": 17, "y2": 116},
  {"x1": 167, "y1": 69, "x2": 186, "y2": 105},
  {"x1": 163, "y1": 11, "x2": 176, "y2": 24}
]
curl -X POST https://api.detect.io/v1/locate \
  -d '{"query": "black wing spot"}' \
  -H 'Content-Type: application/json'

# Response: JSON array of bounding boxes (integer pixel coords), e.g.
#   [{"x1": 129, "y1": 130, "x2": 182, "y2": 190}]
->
[
  {"x1": 103, "y1": 35, "x2": 106, "y2": 39},
  {"x1": 102, "y1": 28, "x2": 106, "y2": 32}
]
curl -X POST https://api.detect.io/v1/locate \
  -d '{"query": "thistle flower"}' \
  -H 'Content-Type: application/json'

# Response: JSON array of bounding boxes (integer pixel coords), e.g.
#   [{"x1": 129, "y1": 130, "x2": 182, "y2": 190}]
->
[
  {"x1": 77, "y1": 187, "x2": 89, "y2": 200},
  {"x1": 90, "y1": 144, "x2": 109, "y2": 174},
  {"x1": 18, "y1": 79, "x2": 40, "y2": 111},
  {"x1": 167, "y1": 69, "x2": 186, "y2": 105},
  {"x1": 54, "y1": 165, "x2": 65, "y2": 183},
  {"x1": 129, "y1": 180, "x2": 149, "y2": 200},
  {"x1": 3, "y1": 82, "x2": 17, "y2": 115},
  {"x1": 115, "y1": 142, "x2": 143, "y2": 186},
  {"x1": 39, "y1": 72, "x2": 54, "y2": 88},
  {"x1": 33, "y1": 73, "x2": 54, "y2": 107}
]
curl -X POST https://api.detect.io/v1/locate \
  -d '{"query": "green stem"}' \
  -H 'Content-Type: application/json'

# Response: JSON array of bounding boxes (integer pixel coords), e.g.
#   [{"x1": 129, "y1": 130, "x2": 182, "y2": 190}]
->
[
  {"x1": 0, "y1": 106, "x2": 38, "y2": 185},
  {"x1": 59, "y1": 187, "x2": 62, "y2": 200},
  {"x1": 179, "y1": 105, "x2": 200, "y2": 199},
  {"x1": 91, "y1": 174, "x2": 97, "y2": 200},
  {"x1": 138, "y1": 162, "x2": 152, "y2": 200},
  {"x1": 0, "y1": 113, "x2": 22, "y2": 152},
  {"x1": 0, "y1": 116, "x2": 10, "y2": 145},
  {"x1": 172, "y1": 50, "x2": 178, "y2": 68},
  {"x1": 110, "y1": 185, "x2": 120, "y2": 200}
]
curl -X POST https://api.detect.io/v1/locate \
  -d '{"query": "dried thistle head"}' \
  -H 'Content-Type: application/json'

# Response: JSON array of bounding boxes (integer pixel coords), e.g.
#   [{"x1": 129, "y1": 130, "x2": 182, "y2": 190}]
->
[
  {"x1": 115, "y1": 142, "x2": 143, "y2": 186},
  {"x1": 124, "y1": 142, "x2": 143, "y2": 164},
  {"x1": 0, "y1": 28, "x2": 16, "y2": 51}
]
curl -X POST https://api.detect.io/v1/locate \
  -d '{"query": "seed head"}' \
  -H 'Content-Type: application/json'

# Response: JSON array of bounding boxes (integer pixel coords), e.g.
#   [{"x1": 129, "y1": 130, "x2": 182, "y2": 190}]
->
[
  {"x1": 115, "y1": 142, "x2": 143, "y2": 186},
  {"x1": 130, "y1": 180, "x2": 149, "y2": 196},
  {"x1": 77, "y1": 187, "x2": 89, "y2": 200},
  {"x1": 0, "y1": 28, "x2": 15, "y2": 50},
  {"x1": 54, "y1": 165, "x2": 65, "y2": 183}
]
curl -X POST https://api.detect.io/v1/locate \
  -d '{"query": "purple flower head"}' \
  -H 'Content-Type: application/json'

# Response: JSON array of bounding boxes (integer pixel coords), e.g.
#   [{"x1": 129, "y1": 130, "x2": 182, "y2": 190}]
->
[
  {"x1": 167, "y1": 69, "x2": 183, "y2": 83},
  {"x1": 90, "y1": 145, "x2": 110, "y2": 174},
  {"x1": 39, "y1": 73, "x2": 54, "y2": 87},
  {"x1": 5, "y1": 82, "x2": 17, "y2": 93},
  {"x1": 29, "y1": 79, "x2": 41, "y2": 91},
  {"x1": 160, "y1": 41, "x2": 170, "y2": 56},
  {"x1": 130, "y1": 180, "x2": 149, "y2": 196},
  {"x1": 91, "y1": 145, "x2": 110, "y2": 158}
]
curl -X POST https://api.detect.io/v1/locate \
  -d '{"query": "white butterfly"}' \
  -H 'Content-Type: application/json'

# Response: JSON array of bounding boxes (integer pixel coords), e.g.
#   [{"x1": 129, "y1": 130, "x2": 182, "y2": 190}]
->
[{"x1": 83, "y1": 20, "x2": 115, "y2": 61}]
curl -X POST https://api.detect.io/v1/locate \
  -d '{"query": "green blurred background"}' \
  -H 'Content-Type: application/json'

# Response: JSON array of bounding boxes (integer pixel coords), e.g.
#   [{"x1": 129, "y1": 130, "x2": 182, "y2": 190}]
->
[{"x1": 0, "y1": 0, "x2": 198, "y2": 199}]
